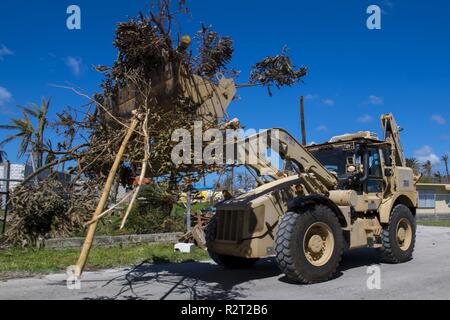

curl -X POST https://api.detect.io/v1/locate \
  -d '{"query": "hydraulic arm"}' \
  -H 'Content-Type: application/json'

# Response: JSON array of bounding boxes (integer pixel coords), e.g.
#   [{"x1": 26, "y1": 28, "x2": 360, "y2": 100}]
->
[{"x1": 224, "y1": 128, "x2": 338, "y2": 194}]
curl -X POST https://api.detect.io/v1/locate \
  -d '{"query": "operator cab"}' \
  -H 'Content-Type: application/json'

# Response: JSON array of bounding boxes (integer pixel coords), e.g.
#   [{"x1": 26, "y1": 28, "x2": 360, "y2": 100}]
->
[{"x1": 306, "y1": 131, "x2": 392, "y2": 195}]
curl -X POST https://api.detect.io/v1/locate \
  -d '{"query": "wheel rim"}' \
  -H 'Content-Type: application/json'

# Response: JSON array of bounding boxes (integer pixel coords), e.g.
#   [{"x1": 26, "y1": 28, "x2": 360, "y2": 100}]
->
[
  {"x1": 396, "y1": 218, "x2": 412, "y2": 251},
  {"x1": 303, "y1": 222, "x2": 334, "y2": 266}
]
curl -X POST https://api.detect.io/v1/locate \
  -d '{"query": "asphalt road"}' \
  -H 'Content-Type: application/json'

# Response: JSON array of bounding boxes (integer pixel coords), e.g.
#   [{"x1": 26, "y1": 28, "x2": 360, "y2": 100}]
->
[{"x1": 1, "y1": 225, "x2": 450, "y2": 300}]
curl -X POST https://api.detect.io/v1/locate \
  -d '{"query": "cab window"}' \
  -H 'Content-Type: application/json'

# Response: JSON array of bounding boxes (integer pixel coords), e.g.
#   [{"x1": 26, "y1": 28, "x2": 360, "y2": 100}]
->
[
  {"x1": 367, "y1": 148, "x2": 383, "y2": 193},
  {"x1": 368, "y1": 148, "x2": 382, "y2": 177}
]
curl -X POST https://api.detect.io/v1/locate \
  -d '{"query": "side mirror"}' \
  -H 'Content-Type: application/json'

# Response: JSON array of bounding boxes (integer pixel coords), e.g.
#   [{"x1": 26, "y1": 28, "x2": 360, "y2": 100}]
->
[{"x1": 384, "y1": 168, "x2": 393, "y2": 177}]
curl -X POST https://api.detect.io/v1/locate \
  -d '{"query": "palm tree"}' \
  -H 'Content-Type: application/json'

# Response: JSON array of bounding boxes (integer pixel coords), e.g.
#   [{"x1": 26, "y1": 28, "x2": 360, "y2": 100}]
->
[
  {"x1": 406, "y1": 157, "x2": 420, "y2": 175},
  {"x1": 442, "y1": 154, "x2": 449, "y2": 183},
  {"x1": 434, "y1": 171, "x2": 443, "y2": 183},
  {"x1": 0, "y1": 149, "x2": 6, "y2": 163},
  {"x1": 422, "y1": 160, "x2": 432, "y2": 177},
  {"x1": 0, "y1": 98, "x2": 50, "y2": 169}
]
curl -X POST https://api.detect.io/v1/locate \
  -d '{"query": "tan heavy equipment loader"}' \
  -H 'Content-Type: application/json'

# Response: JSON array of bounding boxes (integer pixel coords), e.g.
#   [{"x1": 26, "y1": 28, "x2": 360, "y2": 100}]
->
[
  {"x1": 82, "y1": 64, "x2": 416, "y2": 284},
  {"x1": 206, "y1": 114, "x2": 418, "y2": 283}
]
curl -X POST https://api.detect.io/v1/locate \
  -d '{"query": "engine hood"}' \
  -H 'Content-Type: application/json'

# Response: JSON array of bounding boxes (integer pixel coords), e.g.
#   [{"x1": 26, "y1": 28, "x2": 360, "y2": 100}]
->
[{"x1": 216, "y1": 175, "x2": 301, "y2": 211}]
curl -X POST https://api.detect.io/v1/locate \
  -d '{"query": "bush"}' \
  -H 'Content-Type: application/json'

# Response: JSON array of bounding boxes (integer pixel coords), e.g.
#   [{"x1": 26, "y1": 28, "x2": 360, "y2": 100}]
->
[{"x1": 125, "y1": 183, "x2": 185, "y2": 234}]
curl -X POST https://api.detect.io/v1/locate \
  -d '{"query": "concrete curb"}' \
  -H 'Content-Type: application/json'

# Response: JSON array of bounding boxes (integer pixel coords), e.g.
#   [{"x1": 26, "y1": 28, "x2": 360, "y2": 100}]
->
[
  {"x1": 44, "y1": 232, "x2": 183, "y2": 249},
  {"x1": 416, "y1": 213, "x2": 450, "y2": 221}
]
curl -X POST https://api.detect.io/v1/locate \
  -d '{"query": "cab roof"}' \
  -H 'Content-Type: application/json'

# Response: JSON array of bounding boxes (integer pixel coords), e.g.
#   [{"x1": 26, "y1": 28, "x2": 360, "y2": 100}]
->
[{"x1": 306, "y1": 131, "x2": 383, "y2": 149}]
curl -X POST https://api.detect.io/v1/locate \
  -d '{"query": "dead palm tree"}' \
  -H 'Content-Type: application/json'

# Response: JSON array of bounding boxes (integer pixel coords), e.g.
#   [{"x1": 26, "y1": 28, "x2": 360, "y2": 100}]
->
[
  {"x1": 0, "y1": 149, "x2": 6, "y2": 163},
  {"x1": 406, "y1": 157, "x2": 420, "y2": 175},
  {"x1": 434, "y1": 171, "x2": 443, "y2": 183},
  {"x1": 0, "y1": 98, "x2": 50, "y2": 169},
  {"x1": 442, "y1": 154, "x2": 449, "y2": 183},
  {"x1": 422, "y1": 160, "x2": 433, "y2": 177}
]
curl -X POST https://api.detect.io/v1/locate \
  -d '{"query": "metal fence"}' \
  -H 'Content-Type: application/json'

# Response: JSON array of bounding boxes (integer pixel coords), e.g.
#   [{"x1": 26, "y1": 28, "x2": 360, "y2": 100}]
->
[{"x1": 0, "y1": 162, "x2": 24, "y2": 234}]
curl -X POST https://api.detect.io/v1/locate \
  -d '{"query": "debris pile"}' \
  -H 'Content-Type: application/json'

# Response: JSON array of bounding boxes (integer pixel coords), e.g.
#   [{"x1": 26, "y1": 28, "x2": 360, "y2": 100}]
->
[
  {"x1": 2, "y1": 178, "x2": 98, "y2": 247},
  {"x1": 179, "y1": 209, "x2": 215, "y2": 248}
]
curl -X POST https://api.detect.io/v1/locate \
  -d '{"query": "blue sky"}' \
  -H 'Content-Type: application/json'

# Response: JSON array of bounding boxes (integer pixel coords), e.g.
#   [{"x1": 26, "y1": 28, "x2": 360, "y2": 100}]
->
[{"x1": 0, "y1": 0, "x2": 449, "y2": 172}]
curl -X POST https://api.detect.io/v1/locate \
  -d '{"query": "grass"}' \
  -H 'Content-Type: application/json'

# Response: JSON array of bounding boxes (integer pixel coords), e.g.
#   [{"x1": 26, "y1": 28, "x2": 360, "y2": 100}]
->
[
  {"x1": 417, "y1": 220, "x2": 450, "y2": 228},
  {"x1": 0, "y1": 243, "x2": 209, "y2": 274}
]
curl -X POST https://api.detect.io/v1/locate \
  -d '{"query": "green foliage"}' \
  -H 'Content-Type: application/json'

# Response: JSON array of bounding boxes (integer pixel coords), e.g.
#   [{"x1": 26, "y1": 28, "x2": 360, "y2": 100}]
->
[
  {"x1": 0, "y1": 98, "x2": 50, "y2": 167},
  {"x1": 125, "y1": 183, "x2": 184, "y2": 234},
  {"x1": 171, "y1": 201, "x2": 213, "y2": 218}
]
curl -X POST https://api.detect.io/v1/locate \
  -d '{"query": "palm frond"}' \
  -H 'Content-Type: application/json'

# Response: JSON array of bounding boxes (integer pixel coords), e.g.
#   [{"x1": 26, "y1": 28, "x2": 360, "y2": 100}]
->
[
  {"x1": 41, "y1": 97, "x2": 51, "y2": 116},
  {"x1": 0, "y1": 135, "x2": 18, "y2": 147},
  {"x1": 0, "y1": 150, "x2": 7, "y2": 162},
  {"x1": 17, "y1": 105, "x2": 39, "y2": 118},
  {"x1": 0, "y1": 124, "x2": 19, "y2": 130}
]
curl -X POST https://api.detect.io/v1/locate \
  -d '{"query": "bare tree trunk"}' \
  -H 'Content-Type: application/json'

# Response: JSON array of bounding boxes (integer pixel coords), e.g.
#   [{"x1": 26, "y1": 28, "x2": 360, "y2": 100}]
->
[
  {"x1": 75, "y1": 118, "x2": 139, "y2": 276},
  {"x1": 110, "y1": 177, "x2": 120, "y2": 205}
]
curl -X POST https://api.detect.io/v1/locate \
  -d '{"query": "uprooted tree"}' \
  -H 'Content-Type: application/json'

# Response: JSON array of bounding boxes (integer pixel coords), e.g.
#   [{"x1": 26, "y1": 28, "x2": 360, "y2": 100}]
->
[{"x1": 0, "y1": 1, "x2": 307, "y2": 268}]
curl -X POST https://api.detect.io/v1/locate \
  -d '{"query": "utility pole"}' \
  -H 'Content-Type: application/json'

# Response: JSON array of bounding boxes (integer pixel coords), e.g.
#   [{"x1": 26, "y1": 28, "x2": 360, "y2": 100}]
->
[
  {"x1": 300, "y1": 96, "x2": 307, "y2": 145},
  {"x1": 186, "y1": 189, "x2": 191, "y2": 232}
]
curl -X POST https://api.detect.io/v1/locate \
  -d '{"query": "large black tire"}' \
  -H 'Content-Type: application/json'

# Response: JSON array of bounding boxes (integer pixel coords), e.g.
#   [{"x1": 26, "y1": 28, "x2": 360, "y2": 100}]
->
[
  {"x1": 275, "y1": 205, "x2": 344, "y2": 284},
  {"x1": 205, "y1": 215, "x2": 259, "y2": 269},
  {"x1": 380, "y1": 204, "x2": 416, "y2": 263}
]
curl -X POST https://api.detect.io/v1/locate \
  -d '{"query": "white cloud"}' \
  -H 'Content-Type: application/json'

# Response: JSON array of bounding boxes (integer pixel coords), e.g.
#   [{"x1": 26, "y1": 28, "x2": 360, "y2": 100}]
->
[
  {"x1": 414, "y1": 145, "x2": 441, "y2": 165},
  {"x1": 65, "y1": 56, "x2": 83, "y2": 76},
  {"x1": 381, "y1": 0, "x2": 394, "y2": 10},
  {"x1": 431, "y1": 114, "x2": 446, "y2": 125},
  {"x1": 316, "y1": 125, "x2": 327, "y2": 132},
  {"x1": 380, "y1": 0, "x2": 394, "y2": 14},
  {"x1": 357, "y1": 114, "x2": 373, "y2": 123},
  {"x1": 321, "y1": 98, "x2": 335, "y2": 106},
  {"x1": 0, "y1": 86, "x2": 12, "y2": 106},
  {"x1": 382, "y1": 0, "x2": 394, "y2": 8},
  {"x1": 304, "y1": 94, "x2": 335, "y2": 106},
  {"x1": 0, "y1": 44, "x2": 13, "y2": 60},
  {"x1": 304, "y1": 94, "x2": 319, "y2": 101},
  {"x1": 367, "y1": 95, "x2": 384, "y2": 105}
]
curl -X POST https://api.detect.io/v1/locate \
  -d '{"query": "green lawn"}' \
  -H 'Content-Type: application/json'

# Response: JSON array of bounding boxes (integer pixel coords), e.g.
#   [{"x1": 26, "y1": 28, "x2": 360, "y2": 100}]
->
[
  {"x1": 0, "y1": 243, "x2": 209, "y2": 274},
  {"x1": 417, "y1": 220, "x2": 450, "y2": 228}
]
